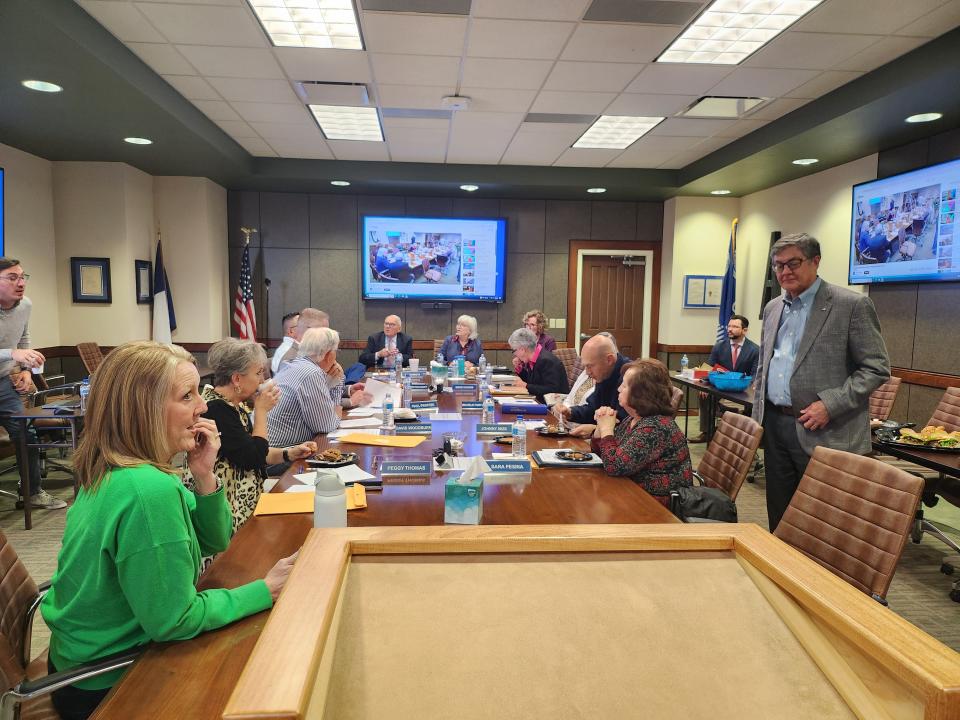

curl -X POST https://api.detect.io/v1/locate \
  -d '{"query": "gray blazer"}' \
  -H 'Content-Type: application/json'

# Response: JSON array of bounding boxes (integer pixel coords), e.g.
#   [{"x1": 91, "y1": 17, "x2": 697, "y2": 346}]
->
[{"x1": 752, "y1": 279, "x2": 889, "y2": 455}]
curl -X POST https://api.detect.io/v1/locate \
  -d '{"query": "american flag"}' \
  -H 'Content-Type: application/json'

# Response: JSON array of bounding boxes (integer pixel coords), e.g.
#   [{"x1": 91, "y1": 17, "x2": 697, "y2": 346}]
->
[{"x1": 233, "y1": 243, "x2": 257, "y2": 340}]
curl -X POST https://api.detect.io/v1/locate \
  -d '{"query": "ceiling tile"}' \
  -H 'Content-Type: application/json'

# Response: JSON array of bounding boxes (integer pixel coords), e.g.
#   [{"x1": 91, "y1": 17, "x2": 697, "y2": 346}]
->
[
  {"x1": 746, "y1": 97, "x2": 809, "y2": 121},
  {"x1": 250, "y1": 121, "x2": 325, "y2": 143},
  {"x1": 273, "y1": 48, "x2": 371, "y2": 83},
  {"x1": 134, "y1": 0, "x2": 242, "y2": 5},
  {"x1": 458, "y1": 87, "x2": 538, "y2": 113},
  {"x1": 544, "y1": 61, "x2": 642, "y2": 92},
  {"x1": 470, "y1": 0, "x2": 591, "y2": 21},
  {"x1": 561, "y1": 24, "x2": 680, "y2": 63},
  {"x1": 267, "y1": 138, "x2": 335, "y2": 160},
  {"x1": 175, "y1": 46, "x2": 284, "y2": 79},
  {"x1": 327, "y1": 140, "x2": 391, "y2": 161},
  {"x1": 385, "y1": 127, "x2": 449, "y2": 163},
  {"x1": 833, "y1": 36, "x2": 928, "y2": 73},
  {"x1": 648, "y1": 117, "x2": 734, "y2": 137},
  {"x1": 206, "y1": 77, "x2": 300, "y2": 103},
  {"x1": 447, "y1": 111, "x2": 524, "y2": 163},
  {"x1": 553, "y1": 147, "x2": 624, "y2": 167},
  {"x1": 604, "y1": 93, "x2": 697, "y2": 116},
  {"x1": 231, "y1": 101, "x2": 312, "y2": 124},
  {"x1": 78, "y1": 1, "x2": 165, "y2": 43},
  {"x1": 467, "y1": 19, "x2": 575, "y2": 59},
  {"x1": 361, "y1": 12, "x2": 467, "y2": 56},
  {"x1": 383, "y1": 117, "x2": 450, "y2": 130},
  {"x1": 461, "y1": 58, "x2": 553, "y2": 89},
  {"x1": 191, "y1": 99, "x2": 241, "y2": 121},
  {"x1": 500, "y1": 123, "x2": 585, "y2": 165},
  {"x1": 784, "y1": 70, "x2": 863, "y2": 100},
  {"x1": 529, "y1": 90, "x2": 616, "y2": 114},
  {"x1": 625, "y1": 64, "x2": 732, "y2": 95},
  {"x1": 162, "y1": 74, "x2": 221, "y2": 100},
  {"x1": 605, "y1": 135, "x2": 703, "y2": 168},
  {"x1": 743, "y1": 32, "x2": 882, "y2": 71},
  {"x1": 377, "y1": 85, "x2": 455, "y2": 110},
  {"x1": 793, "y1": 0, "x2": 949, "y2": 35},
  {"x1": 708, "y1": 68, "x2": 820, "y2": 98},
  {"x1": 214, "y1": 119, "x2": 258, "y2": 138},
  {"x1": 128, "y1": 43, "x2": 195, "y2": 75},
  {"x1": 714, "y1": 118, "x2": 769, "y2": 138},
  {"x1": 371, "y1": 54, "x2": 461, "y2": 86},
  {"x1": 135, "y1": 3, "x2": 267, "y2": 47},
  {"x1": 235, "y1": 137, "x2": 277, "y2": 157},
  {"x1": 896, "y1": 0, "x2": 960, "y2": 37},
  {"x1": 688, "y1": 136, "x2": 735, "y2": 155}
]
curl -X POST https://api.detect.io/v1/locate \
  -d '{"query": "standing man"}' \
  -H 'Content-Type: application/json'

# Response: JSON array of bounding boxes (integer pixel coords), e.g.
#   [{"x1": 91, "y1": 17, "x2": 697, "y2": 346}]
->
[
  {"x1": 270, "y1": 311, "x2": 299, "y2": 375},
  {"x1": 276, "y1": 308, "x2": 329, "y2": 369},
  {"x1": 556, "y1": 333, "x2": 629, "y2": 438},
  {"x1": 690, "y1": 314, "x2": 760, "y2": 443},
  {"x1": 753, "y1": 234, "x2": 889, "y2": 531},
  {"x1": 0, "y1": 258, "x2": 67, "y2": 509},
  {"x1": 359, "y1": 315, "x2": 414, "y2": 369}
]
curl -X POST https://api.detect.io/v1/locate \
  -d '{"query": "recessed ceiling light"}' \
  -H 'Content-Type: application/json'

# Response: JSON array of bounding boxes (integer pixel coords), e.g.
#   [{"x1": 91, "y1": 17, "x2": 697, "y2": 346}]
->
[
  {"x1": 247, "y1": 0, "x2": 363, "y2": 50},
  {"x1": 905, "y1": 112, "x2": 942, "y2": 123},
  {"x1": 573, "y1": 116, "x2": 664, "y2": 150},
  {"x1": 657, "y1": 0, "x2": 825, "y2": 65},
  {"x1": 22, "y1": 79, "x2": 62, "y2": 93},
  {"x1": 460, "y1": 185, "x2": 479, "y2": 192},
  {"x1": 309, "y1": 105, "x2": 383, "y2": 142},
  {"x1": 124, "y1": 137, "x2": 153, "y2": 145},
  {"x1": 587, "y1": 188, "x2": 607, "y2": 194},
  {"x1": 711, "y1": 189, "x2": 732, "y2": 195},
  {"x1": 792, "y1": 158, "x2": 819, "y2": 166},
  {"x1": 330, "y1": 180, "x2": 351, "y2": 187}
]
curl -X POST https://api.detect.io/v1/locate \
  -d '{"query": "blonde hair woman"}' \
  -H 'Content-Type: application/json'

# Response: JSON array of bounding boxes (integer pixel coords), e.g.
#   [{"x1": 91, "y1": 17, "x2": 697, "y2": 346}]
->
[{"x1": 41, "y1": 342, "x2": 296, "y2": 720}]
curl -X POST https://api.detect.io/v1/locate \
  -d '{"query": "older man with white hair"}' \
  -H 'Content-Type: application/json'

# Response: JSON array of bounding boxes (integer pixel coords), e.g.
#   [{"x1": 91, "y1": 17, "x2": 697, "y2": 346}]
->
[
  {"x1": 268, "y1": 326, "x2": 344, "y2": 448},
  {"x1": 359, "y1": 314, "x2": 414, "y2": 369},
  {"x1": 556, "y1": 333, "x2": 630, "y2": 437}
]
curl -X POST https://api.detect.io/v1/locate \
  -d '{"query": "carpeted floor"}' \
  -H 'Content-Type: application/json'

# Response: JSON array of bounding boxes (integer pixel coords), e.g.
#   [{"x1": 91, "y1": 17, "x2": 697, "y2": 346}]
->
[{"x1": 2, "y1": 425, "x2": 958, "y2": 660}]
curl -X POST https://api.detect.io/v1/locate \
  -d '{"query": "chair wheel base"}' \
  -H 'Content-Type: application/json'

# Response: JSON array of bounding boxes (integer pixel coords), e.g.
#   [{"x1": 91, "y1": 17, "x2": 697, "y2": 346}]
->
[
  {"x1": 950, "y1": 587, "x2": 960, "y2": 603},
  {"x1": 942, "y1": 563, "x2": 955, "y2": 576}
]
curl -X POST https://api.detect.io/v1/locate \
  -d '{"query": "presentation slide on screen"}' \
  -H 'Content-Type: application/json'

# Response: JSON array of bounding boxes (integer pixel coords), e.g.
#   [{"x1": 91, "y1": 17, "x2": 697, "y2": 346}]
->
[
  {"x1": 850, "y1": 158, "x2": 959, "y2": 284},
  {"x1": 363, "y1": 216, "x2": 506, "y2": 300}
]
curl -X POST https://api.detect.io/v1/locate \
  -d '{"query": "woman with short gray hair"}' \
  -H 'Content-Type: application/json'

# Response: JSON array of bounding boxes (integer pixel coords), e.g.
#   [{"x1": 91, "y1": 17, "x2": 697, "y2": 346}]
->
[
  {"x1": 438, "y1": 314, "x2": 484, "y2": 366},
  {"x1": 509, "y1": 327, "x2": 569, "y2": 403},
  {"x1": 190, "y1": 337, "x2": 317, "y2": 533}
]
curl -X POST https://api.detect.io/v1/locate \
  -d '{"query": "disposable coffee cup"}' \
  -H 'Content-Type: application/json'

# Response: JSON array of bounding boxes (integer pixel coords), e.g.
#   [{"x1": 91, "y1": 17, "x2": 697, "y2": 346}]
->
[{"x1": 409, "y1": 358, "x2": 420, "y2": 371}]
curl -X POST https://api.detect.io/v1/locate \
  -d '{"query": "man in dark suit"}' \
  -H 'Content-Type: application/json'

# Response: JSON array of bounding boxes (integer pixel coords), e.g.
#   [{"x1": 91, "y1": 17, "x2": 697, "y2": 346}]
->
[
  {"x1": 508, "y1": 328, "x2": 569, "y2": 404},
  {"x1": 753, "y1": 233, "x2": 889, "y2": 531},
  {"x1": 690, "y1": 314, "x2": 760, "y2": 443},
  {"x1": 359, "y1": 314, "x2": 414, "y2": 368}
]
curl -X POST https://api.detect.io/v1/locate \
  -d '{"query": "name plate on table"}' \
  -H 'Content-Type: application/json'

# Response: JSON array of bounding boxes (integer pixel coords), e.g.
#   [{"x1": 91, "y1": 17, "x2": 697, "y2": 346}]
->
[
  {"x1": 502, "y1": 403, "x2": 549, "y2": 415},
  {"x1": 460, "y1": 401, "x2": 483, "y2": 413},
  {"x1": 380, "y1": 460, "x2": 432, "y2": 477},
  {"x1": 403, "y1": 370, "x2": 427, "y2": 379},
  {"x1": 452, "y1": 383, "x2": 476, "y2": 394},
  {"x1": 487, "y1": 459, "x2": 532, "y2": 474},
  {"x1": 477, "y1": 423, "x2": 512, "y2": 436},
  {"x1": 409, "y1": 383, "x2": 430, "y2": 392},
  {"x1": 409, "y1": 400, "x2": 438, "y2": 412},
  {"x1": 395, "y1": 423, "x2": 433, "y2": 435}
]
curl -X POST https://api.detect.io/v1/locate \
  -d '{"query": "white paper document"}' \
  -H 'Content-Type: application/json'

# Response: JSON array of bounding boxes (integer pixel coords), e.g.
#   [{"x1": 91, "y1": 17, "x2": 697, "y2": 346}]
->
[
  {"x1": 491, "y1": 374, "x2": 516, "y2": 383},
  {"x1": 285, "y1": 484, "x2": 314, "y2": 493},
  {"x1": 347, "y1": 408, "x2": 378, "y2": 418},
  {"x1": 263, "y1": 477, "x2": 279, "y2": 493},
  {"x1": 364, "y1": 378, "x2": 402, "y2": 409},
  {"x1": 494, "y1": 396, "x2": 538, "y2": 405},
  {"x1": 340, "y1": 417, "x2": 383, "y2": 429},
  {"x1": 429, "y1": 412, "x2": 463, "y2": 421}
]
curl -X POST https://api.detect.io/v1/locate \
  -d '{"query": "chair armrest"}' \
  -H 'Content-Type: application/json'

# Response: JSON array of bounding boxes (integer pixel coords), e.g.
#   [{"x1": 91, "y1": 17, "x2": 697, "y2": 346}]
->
[
  {"x1": 4, "y1": 648, "x2": 141, "y2": 704},
  {"x1": 22, "y1": 582, "x2": 52, "y2": 667}
]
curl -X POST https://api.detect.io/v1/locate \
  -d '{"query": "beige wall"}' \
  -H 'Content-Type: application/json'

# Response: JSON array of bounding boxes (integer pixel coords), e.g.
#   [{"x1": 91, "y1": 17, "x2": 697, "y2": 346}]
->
[{"x1": 0, "y1": 143, "x2": 60, "y2": 348}]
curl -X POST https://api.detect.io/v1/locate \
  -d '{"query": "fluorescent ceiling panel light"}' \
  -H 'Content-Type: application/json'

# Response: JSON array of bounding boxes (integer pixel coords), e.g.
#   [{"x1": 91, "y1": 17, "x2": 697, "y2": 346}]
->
[
  {"x1": 792, "y1": 158, "x2": 818, "y2": 165},
  {"x1": 711, "y1": 189, "x2": 731, "y2": 195},
  {"x1": 124, "y1": 137, "x2": 153, "y2": 145},
  {"x1": 331, "y1": 180, "x2": 351, "y2": 186},
  {"x1": 573, "y1": 116, "x2": 664, "y2": 150},
  {"x1": 587, "y1": 188, "x2": 607, "y2": 194},
  {"x1": 657, "y1": 0, "x2": 825, "y2": 65},
  {"x1": 247, "y1": 0, "x2": 363, "y2": 50},
  {"x1": 682, "y1": 96, "x2": 767, "y2": 118},
  {"x1": 905, "y1": 112, "x2": 942, "y2": 123},
  {"x1": 22, "y1": 79, "x2": 62, "y2": 93},
  {"x1": 460, "y1": 185, "x2": 479, "y2": 192},
  {"x1": 309, "y1": 104, "x2": 383, "y2": 142}
]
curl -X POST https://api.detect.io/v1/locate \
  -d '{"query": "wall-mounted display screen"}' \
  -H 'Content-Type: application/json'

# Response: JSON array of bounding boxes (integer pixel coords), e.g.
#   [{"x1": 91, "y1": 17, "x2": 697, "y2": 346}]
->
[
  {"x1": 849, "y1": 157, "x2": 959, "y2": 285},
  {"x1": 362, "y1": 215, "x2": 507, "y2": 302}
]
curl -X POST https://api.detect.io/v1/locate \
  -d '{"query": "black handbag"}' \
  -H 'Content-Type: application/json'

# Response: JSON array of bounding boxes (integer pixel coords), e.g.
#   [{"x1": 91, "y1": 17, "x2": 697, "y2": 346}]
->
[{"x1": 669, "y1": 476, "x2": 738, "y2": 523}]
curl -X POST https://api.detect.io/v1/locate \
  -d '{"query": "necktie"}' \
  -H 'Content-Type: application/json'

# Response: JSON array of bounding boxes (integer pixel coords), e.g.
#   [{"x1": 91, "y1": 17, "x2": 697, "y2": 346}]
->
[{"x1": 731, "y1": 343, "x2": 740, "y2": 370}]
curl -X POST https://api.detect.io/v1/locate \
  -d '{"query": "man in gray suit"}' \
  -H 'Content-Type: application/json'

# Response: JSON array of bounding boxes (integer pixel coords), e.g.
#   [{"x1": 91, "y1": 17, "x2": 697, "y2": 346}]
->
[{"x1": 753, "y1": 233, "x2": 889, "y2": 531}]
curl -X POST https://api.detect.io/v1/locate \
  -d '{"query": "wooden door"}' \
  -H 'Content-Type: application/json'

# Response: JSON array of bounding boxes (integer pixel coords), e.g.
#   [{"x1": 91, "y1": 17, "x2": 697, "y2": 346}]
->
[{"x1": 579, "y1": 256, "x2": 645, "y2": 357}]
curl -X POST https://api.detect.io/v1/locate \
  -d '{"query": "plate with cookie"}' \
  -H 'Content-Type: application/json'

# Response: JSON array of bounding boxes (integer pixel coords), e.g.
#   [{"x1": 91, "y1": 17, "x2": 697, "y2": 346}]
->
[
  {"x1": 307, "y1": 449, "x2": 360, "y2": 468},
  {"x1": 536, "y1": 424, "x2": 570, "y2": 437}
]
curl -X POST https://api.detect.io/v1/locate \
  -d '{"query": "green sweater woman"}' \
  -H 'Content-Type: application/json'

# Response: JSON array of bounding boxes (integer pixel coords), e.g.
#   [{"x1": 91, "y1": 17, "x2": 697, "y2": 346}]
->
[{"x1": 41, "y1": 341, "x2": 297, "y2": 720}]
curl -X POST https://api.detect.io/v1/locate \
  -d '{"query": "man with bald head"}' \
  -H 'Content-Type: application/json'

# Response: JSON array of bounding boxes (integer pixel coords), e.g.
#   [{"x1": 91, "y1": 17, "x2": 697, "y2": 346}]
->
[
  {"x1": 556, "y1": 333, "x2": 630, "y2": 437},
  {"x1": 360, "y1": 314, "x2": 414, "y2": 369},
  {"x1": 277, "y1": 307, "x2": 330, "y2": 369}
]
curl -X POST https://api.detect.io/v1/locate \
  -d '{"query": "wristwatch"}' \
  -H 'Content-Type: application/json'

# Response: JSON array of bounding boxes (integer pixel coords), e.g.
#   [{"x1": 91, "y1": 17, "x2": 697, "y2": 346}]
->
[{"x1": 282, "y1": 448, "x2": 291, "y2": 462}]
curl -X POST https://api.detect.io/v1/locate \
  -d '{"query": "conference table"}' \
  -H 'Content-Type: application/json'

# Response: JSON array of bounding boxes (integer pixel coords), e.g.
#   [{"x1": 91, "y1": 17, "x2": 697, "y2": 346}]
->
[
  {"x1": 671, "y1": 373, "x2": 755, "y2": 442},
  {"x1": 91, "y1": 385, "x2": 675, "y2": 720}
]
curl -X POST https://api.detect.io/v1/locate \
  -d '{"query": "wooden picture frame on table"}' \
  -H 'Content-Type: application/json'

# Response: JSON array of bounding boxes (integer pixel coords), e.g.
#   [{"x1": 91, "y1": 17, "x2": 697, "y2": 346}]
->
[
  {"x1": 135, "y1": 259, "x2": 153, "y2": 304},
  {"x1": 70, "y1": 257, "x2": 112, "y2": 304}
]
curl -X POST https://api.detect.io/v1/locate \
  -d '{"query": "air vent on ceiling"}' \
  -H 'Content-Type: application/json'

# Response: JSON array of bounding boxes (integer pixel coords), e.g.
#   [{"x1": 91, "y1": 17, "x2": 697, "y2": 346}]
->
[
  {"x1": 381, "y1": 108, "x2": 453, "y2": 120},
  {"x1": 361, "y1": 0, "x2": 470, "y2": 14},
  {"x1": 680, "y1": 96, "x2": 769, "y2": 119},
  {"x1": 524, "y1": 113, "x2": 597, "y2": 124},
  {"x1": 296, "y1": 82, "x2": 369, "y2": 106},
  {"x1": 583, "y1": 0, "x2": 703, "y2": 25}
]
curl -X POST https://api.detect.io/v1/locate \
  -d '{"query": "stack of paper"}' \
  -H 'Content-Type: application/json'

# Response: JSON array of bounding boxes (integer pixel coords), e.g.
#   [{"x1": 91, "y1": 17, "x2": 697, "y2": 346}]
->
[{"x1": 363, "y1": 378, "x2": 402, "y2": 409}]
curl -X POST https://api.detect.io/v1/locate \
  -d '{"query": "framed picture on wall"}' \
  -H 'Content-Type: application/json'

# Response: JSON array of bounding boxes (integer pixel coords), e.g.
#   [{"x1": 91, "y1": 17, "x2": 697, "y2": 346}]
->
[
  {"x1": 683, "y1": 274, "x2": 723, "y2": 308},
  {"x1": 135, "y1": 259, "x2": 152, "y2": 304},
  {"x1": 70, "y1": 257, "x2": 112, "y2": 303}
]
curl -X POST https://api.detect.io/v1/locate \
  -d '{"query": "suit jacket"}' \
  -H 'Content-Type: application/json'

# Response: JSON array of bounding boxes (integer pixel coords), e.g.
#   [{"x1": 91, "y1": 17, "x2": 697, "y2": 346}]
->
[
  {"x1": 708, "y1": 337, "x2": 759, "y2": 376},
  {"x1": 359, "y1": 331, "x2": 414, "y2": 367},
  {"x1": 517, "y1": 349, "x2": 569, "y2": 403},
  {"x1": 569, "y1": 354, "x2": 631, "y2": 425},
  {"x1": 751, "y1": 280, "x2": 889, "y2": 456}
]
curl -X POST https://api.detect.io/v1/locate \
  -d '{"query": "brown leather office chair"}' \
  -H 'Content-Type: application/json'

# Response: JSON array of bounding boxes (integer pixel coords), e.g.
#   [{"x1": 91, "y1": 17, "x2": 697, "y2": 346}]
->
[
  {"x1": 553, "y1": 348, "x2": 581, "y2": 388},
  {"x1": 868, "y1": 376, "x2": 902, "y2": 421},
  {"x1": 696, "y1": 412, "x2": 763, "y2": 502},
  {"x1": 75, "y1": 344, "x2": 104, "y2": 376},
  {"x1": 670, "y1": 386, "x2": 684, "y2": 416},
  {"x1": 774, "y1": 446, "x2": 924, "y2": 602}
]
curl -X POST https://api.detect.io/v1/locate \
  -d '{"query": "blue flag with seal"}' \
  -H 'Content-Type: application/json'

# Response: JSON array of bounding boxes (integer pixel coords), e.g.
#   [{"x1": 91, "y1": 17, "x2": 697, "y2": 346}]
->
[
  {"x1": 716, "y1": 218, "x2": 738, "y2": 344},
  {"x1": 153, "y1": 234, "x2": 177, "y2": 343}
]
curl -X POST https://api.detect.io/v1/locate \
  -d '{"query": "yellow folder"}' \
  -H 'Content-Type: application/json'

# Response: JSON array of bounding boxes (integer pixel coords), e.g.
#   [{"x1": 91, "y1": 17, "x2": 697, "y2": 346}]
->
[
  {"x1": 253, "y1": 484, "x2": 366, "y2": 516},
  {"x1": 336, "y1": 433, "x2": 426, "y2": 447}
]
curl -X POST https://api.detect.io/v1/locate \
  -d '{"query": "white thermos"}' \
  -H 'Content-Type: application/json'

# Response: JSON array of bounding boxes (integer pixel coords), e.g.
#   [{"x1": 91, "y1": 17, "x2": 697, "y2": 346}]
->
[{"x1": 313, "y1": 469, "x2": 346, "y2": 528}]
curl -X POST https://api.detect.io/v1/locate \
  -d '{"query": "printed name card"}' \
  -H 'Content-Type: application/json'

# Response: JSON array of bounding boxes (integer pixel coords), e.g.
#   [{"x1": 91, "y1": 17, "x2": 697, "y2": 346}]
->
[
  {"x1": 409, "y1": 400, "x2": 439, "y2": 412},
  {"x1": 476, "y1": 423, "x2": 512, "y2": 436},
  {"x1": 395, "y1": 423, "x2": 433, "y2": 435},
  {"x1": 460, "y1": 401, "x2": 483, "y2": 413},
  {"x1": 452, "y1": 383, "x2": 476, "y2": 394},
  {"x1": 409, "y1": 383, "x2": 430, "y2": 392},
  {"x1": 380, "y1": 460, "x2": 432, "y2": 477},
  {"x1": 487, "y1": 459, "x2": 532, "y2": 474}
]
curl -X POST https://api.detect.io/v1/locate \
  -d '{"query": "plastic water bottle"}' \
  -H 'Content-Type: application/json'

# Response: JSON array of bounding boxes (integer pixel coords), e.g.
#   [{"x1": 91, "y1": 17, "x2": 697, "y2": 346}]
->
[
  {"x1": 512, "y1": 414, "x2": 526, "y2": 458},
  {"x1": 483, "y1": 391, "x2": 495, "y2": 424},
  {"x1": 680, "y1": 354, "x2": 689, "y2": 375},
  {"x1": 382, "y1": 395, "x2": 395, "y2": 430},
  {"x1": 478, "y1": 354, "x2": 487, "y2": 373},
  {"x1": 79, "y1": 379, "x2": 90, "y2": 413},
  {"x1": 456, "y1": 355, "x2": 466, "y2": 377},
  {"x1": 485, "y1": 364, "x2": 493, "y2": 385},
  {"x1": 395, "y1": 354, "x2": 404, "y2": 384},
  {"x1": 402, "y1": 379, "x2": 412, "y2": 408},
  {"x1": 313, "y1": 469, "x2": 346, "y2": 528}
]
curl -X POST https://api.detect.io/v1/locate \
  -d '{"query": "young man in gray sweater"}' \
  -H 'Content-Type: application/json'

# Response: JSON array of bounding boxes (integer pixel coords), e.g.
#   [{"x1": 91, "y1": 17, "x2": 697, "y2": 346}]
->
[{"x1": 0, "y1": 257, "x2": 66, "y2": 509}]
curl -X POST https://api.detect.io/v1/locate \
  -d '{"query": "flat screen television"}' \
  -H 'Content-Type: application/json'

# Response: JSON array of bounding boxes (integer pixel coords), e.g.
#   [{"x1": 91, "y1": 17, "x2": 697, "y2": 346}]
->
[
  {"x1": 849, "y1": 156, "x2": 958, "y2": 285},
  {"x1": 362, "y1": 215, "x2": 507, "y2": 302}
]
